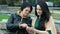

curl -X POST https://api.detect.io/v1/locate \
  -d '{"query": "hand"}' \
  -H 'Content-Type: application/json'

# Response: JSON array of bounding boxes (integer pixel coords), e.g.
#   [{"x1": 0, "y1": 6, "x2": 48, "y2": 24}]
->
[
  {"x1": 19, "y1": 23, "x2": 28, "y2": 28},
  {"x1": 26, "y1": 27, "x2": 35, "y2": 34}
]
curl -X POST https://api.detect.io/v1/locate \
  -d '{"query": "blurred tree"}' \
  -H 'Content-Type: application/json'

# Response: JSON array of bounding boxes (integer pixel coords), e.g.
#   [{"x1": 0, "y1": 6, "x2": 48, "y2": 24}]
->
[
  {"x1": 6, "y1": 0, "x2": 22, "y2": 6},
  {"x1": 46, "y1": 0, "x2": 53, "y2": 2},
  {"x1": 28, "y1": 0, "x2": 36, "y2": 6},
  {"x1": 46, "y1": 0, "x2": 60, "y2": 7},
  {"x1": 53, "y1": 0, "x2": 60, "y2": 2},
  {"x1": 53, "y1": 0, "x2": 60, "y2": 7},
  {"x1": 46, "y1": 0, "x2": 60, "y2": 2},
  {"x1": 0, "y1": 0, "x2": 7, "y2": 5}
]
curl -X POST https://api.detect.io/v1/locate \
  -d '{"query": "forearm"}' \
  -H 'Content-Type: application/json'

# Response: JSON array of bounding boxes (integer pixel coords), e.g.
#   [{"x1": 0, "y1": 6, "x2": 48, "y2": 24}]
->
[{"x1": 34, "y1": 29, "x2": 48, "y2": 34}]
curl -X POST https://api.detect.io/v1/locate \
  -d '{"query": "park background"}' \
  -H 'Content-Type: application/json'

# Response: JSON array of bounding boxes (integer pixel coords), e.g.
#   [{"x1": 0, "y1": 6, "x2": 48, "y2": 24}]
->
[{"x1": 0, "y1": 0, "x2": 60, "y2": 34}]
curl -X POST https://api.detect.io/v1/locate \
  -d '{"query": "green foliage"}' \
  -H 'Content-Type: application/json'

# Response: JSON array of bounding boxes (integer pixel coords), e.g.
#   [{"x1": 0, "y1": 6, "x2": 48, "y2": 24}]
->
[
  {"x1": 46, "y1": 0, "x2": 60, "y2": 2},
  {"x1": 0, "y1": 14, "x2": 9, "y2": 21}
]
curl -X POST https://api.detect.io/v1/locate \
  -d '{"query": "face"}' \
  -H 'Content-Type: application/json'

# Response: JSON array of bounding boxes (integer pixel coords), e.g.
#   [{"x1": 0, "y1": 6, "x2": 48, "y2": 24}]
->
[
  {"x1": 22, "y1": 7, "x2": 30, "y2": 17},
  {"x1": 36, "y1": 5, "x2": 42, "y2": 16}
]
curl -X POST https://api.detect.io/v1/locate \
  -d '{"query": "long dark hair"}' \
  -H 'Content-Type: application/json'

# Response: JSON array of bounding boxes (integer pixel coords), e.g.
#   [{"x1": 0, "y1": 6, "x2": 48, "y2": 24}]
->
[{"x1": 35, "y1": 0, "x2": 51, "y2": 31}]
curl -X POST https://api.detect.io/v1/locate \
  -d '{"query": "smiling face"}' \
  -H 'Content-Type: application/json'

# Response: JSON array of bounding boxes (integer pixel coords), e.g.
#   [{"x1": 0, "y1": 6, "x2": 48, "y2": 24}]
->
[
  {"x1": 36, "y1": 5, "x2": 42, "y2": 16},
  {"x1": 22, "y1": 7, "x2": 30, "y2": 17}
]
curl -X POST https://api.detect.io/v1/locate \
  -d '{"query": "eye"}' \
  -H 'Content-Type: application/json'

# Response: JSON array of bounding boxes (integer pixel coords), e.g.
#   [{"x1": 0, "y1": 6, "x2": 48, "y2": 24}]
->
[
  {"x1": 25, "y1": 9, "x2": 30, "y2": 12},
  {"x1": 37, "y1": 8, "x2": 42, "y2": 10},
  {"x1": 39, "y1": 9, "x2": 41, "y2": 10},
  {"x1": 26, "y1": 10, "x2": 28, "y2": 11}
]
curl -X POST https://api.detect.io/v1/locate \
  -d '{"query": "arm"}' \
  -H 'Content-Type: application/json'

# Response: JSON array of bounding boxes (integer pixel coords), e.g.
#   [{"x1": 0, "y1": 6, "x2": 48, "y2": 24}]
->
[
  {"x1": 33, "y1": 28, "x2": 48, "y2": 34},
  {"x1": 6, "y1": 14, "x2": 19, "y2": 31}
]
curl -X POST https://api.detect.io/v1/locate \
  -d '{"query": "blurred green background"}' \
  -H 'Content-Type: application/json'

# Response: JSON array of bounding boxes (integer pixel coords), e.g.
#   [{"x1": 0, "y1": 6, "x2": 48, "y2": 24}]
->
[{"x1": 0, "y1": 0, "x2": 60, "y2": 34}]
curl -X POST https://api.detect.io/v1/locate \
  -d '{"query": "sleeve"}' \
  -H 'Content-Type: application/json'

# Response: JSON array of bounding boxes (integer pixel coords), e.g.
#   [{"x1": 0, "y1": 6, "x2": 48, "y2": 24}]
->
[{"x1": 6, "y1": 14, "x2": 19, "y2": 31}]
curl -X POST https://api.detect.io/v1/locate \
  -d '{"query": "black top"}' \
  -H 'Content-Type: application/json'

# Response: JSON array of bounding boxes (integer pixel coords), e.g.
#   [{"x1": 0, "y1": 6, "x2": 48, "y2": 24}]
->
[{"x1": 6, "y1": 13, "x2": 32, "y2": 34}]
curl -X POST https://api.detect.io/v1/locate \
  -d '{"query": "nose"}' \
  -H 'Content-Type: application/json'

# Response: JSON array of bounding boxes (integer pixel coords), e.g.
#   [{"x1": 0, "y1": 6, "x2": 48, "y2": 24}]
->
[{"x1": 26, "y1": 11, "x2": 29, "y2": 14}]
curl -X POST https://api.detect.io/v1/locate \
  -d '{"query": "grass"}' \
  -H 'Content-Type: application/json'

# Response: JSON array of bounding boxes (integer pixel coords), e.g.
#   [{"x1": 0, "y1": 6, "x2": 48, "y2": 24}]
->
[
  {"x1": 0, "y1": 14, "x2": 9, "y2": 21},
  {"x1": 57, "y1": 32, "x2": 60, "y2": 34},
  {"x1": 51, "y1": 13, "x2": 60, "y2": 20}
]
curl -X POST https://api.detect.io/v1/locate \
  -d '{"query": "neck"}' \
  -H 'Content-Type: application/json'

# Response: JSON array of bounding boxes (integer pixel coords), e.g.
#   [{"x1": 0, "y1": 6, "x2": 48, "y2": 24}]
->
[
  {"x1": 39, "y1": 16, "x2": 41, "y2": 18},
  {"x1": 20, "y1": 12, "x2": 27, "y2": 18}
]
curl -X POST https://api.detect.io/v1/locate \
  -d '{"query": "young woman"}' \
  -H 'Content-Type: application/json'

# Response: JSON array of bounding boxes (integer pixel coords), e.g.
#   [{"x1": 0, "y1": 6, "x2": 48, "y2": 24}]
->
[
  {"x1": 6, "y1": 2, "x2": 32, "y2": 34},
  {"x1": 26, "y1": 1, "x2": 57, "y2": 34}
]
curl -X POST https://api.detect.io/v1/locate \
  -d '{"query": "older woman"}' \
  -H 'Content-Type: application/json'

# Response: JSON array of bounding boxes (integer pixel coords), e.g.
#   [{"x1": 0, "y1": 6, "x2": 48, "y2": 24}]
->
[{"x1": 6, "y1": 2, "x2": 32, "y2": 34}]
